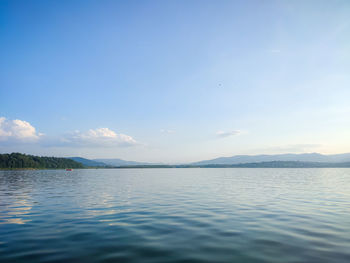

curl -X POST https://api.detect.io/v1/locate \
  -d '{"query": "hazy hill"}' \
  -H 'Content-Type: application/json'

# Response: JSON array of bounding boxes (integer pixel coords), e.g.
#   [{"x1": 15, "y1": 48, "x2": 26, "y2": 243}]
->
[
  {"x1": 93, "y1": 158, "x2": 154, "y2": 167},
  {"x1": 191, "y1": 153, "x2": 350, "y2": 165},
  {"x1": 67, "y1": 157, "x2": 108, "y2": 167},
  {"x1": 196, "y1": 161, "x2": 350, "y2": 168}
]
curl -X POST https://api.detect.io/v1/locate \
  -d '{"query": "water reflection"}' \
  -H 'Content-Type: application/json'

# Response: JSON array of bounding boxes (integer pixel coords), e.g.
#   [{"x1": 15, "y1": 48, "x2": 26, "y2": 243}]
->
[{"x1": 0, "y1": 192, "x2": 33, "y2": 225}]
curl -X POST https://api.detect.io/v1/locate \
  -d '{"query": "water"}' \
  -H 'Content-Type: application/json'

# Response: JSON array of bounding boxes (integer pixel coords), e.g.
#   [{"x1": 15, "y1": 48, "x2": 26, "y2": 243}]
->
[{"x1": 1, "y1": 168, "x2": 350, "y2": 263}]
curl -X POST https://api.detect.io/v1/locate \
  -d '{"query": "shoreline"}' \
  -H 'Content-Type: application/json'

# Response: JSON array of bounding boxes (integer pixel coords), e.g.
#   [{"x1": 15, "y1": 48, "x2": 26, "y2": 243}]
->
[{"x1": 2, "y1": 166, "x2": 350, "y2": 171}]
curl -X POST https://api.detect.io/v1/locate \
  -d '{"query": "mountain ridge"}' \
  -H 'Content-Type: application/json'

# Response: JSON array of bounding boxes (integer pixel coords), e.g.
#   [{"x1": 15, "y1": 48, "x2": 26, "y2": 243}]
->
[
  {"x1": 72, "y1": 153, "x2": 350, "y2": 167},
  {"x1": 191, "y1": 153, "x2": 350, "y2": 165},
  {"x1": 3, "y1": 152, "x2": 350, "y2": 169},
  {"x1": 93, "y1": 158, "x2": 155, "y2": 167},
  {"x1": 68, "y1": 157, "x2": 108, "y2": 167}
]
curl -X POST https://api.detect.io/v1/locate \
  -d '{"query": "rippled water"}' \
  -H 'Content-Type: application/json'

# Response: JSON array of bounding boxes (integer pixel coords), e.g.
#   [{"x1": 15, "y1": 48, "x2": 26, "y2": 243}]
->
[{"x1": 1, "y1": 168, "x2": 350, "y2": 262}]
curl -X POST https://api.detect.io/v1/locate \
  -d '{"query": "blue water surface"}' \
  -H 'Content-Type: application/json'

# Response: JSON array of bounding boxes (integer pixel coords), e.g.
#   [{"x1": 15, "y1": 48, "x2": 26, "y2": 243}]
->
[{"x1": 1, "y1": 168, "x2": 350, "y2": 263}]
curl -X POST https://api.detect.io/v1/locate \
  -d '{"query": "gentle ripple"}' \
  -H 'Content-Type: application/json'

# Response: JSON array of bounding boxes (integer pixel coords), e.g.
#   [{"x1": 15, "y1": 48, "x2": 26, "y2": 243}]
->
[{"x1": 1, "y1": 168, "x2": 350, "y2": 262}]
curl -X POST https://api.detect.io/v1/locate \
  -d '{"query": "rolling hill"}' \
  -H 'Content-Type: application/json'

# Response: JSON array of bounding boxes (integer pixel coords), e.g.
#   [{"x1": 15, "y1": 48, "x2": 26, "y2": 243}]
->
[
  {"x1": 67, "y1": 157, "x2": 108, "y2": 167},
  {"x1": 93, "y1": 158, "x2": 154, "y2": 167},
  {"x1": 191, "y1": 153, "x2": 350, "y2": 165}
]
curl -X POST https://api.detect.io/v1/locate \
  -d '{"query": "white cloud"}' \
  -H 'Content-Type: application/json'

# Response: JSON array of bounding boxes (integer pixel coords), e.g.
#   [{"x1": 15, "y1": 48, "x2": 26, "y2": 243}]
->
[
  {"x1": 216, "y1": 130, "x2": 241, "y2": 138},
  {"x1": 0, "y1": 117, "x2": 138, "y2": 149},
  {"x1": 160, "y1": 129, "x2": 175, "y2": 134},
  {"x1": 0, "y1": 117, "x2": 42, "y2": 142},
  {"x1": 60, "y1": 128, "x2": 137, "y2": 147}
]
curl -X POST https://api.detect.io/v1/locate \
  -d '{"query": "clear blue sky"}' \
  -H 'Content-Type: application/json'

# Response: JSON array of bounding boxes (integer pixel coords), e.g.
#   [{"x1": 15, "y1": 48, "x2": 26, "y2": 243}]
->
[{"x1": 1, "y1": 0, "x2": 350, "y2": 162}]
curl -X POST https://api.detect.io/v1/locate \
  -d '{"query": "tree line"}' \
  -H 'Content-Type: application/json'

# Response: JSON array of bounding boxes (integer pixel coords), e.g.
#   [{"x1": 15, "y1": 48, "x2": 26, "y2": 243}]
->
[{"x1": 0, "y1": 153, "x2": 84, "y2": 169}]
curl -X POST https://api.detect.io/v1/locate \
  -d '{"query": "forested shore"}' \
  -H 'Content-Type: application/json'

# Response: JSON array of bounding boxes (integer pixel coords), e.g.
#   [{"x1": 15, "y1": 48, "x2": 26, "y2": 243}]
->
[{"x1": 0, "y1": 153, "x2": 83, "y2": 169}]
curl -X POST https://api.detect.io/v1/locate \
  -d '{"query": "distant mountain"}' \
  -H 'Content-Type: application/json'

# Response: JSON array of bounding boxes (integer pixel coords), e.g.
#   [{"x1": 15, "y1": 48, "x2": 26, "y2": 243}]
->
[
  {"x1": 67, "y1": 153, "x2": 350, "y2": 168},
  {"x1": 195, "y1": 161, "x2": 350, "y2": 168},
  {"x1": 93, "y1": 158, "x2": 154, "y2": 167},
  {"x1": 3, "y1": 153, "x2": 350, "y2": 169},
  {"x1": 191, "y1": 153, "x2": 350, "y2": 165},
  {"x1": 67, "y1": 157, "x2": 108, "y2": 167}
]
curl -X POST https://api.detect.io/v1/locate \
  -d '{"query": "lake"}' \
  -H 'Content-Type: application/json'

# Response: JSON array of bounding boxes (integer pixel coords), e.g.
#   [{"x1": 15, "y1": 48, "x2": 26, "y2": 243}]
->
[{"x1": 1, "y1": 168, "x2": 350, "y2": 262}]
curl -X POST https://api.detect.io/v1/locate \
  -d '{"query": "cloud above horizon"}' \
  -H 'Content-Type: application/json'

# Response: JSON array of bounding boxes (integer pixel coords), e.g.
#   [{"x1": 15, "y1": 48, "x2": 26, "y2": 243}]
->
[
  {"x1": 58, "y1": 128, "x2": 138, "y2": 147},
  {"x1": 160, "y1": 129, "x2": 175, "y2": 134},
  {"x1": 216, "y1": 130, "x2": 241, "y2": 138},
  {"x1": 0, "y1": 117, "x2": 42, "y2": 142},
  {"x1": 261, "y1": 144, "x2": 323, "y2": 153},
  {"x1": 0, "y1": 117, "x2": 138, "y2": 148}
]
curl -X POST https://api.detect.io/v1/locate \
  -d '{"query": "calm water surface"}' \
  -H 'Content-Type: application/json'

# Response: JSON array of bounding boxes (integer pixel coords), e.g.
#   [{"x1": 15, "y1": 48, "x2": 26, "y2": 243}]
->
[{"x1": 1, "y1": 168, "x2": 350, "y2": 262}]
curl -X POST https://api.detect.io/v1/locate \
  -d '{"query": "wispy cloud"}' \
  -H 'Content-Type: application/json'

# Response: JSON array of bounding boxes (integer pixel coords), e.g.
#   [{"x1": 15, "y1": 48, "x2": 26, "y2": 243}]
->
[
  {"x1": 258, "y1": 144, "x2": 322, "y2": 153},
  {"x1": 0, "y1": 117, "x2": 43, "y2": 143},
  {"x1": 216, "y1": 130, "x2": 241, "y2": 138},
  {"x1": 160, "y1": 129, "x2": 175, "y2": 134}
]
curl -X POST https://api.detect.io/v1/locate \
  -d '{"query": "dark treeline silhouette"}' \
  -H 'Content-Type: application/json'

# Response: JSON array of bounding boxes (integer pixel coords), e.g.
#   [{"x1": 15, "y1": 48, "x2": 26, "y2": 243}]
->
[{"x1": 0, "y1": 153, "x2": 84, "y2": 169}]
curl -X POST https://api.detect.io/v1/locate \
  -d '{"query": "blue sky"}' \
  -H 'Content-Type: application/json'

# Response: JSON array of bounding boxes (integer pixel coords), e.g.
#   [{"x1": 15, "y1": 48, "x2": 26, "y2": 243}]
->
[{"x1": 1, "y1": 0, "x2": 350, "y2": 162}]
